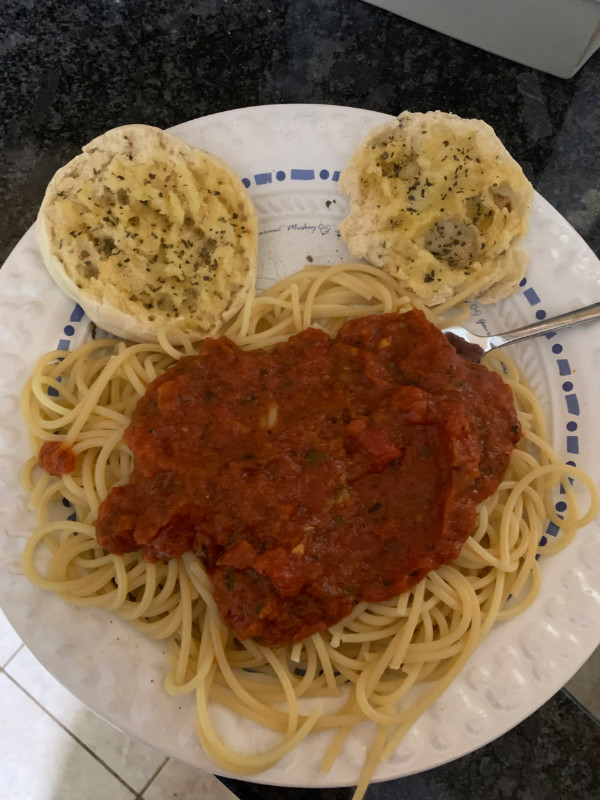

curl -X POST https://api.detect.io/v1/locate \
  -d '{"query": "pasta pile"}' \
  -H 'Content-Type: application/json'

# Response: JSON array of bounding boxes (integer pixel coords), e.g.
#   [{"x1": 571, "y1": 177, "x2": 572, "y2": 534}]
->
[{"x1": 21, "y1": 263, "x2": 598, "y2": 799}]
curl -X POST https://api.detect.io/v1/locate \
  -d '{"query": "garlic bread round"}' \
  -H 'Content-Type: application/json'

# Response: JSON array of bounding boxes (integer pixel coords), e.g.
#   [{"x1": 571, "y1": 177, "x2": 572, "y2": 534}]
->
[
  {"x1": 37, "y1": 124, "x2": 258, "y2": 342},
  {"x1": 339, "y1": 111, "x2": 533, "y2": 307}
]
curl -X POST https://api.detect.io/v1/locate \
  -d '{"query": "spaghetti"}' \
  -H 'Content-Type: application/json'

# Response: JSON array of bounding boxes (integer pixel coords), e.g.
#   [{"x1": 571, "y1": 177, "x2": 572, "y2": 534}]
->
[{"x1": 21, "y1": 263, "x2": 598, "y2": 799}]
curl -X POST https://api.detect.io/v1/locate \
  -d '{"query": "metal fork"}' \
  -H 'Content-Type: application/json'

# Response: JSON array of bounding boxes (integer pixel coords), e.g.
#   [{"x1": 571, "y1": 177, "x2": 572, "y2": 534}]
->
[{"x1": 443, "y1": 300, "x2": 600, "y2": 353}]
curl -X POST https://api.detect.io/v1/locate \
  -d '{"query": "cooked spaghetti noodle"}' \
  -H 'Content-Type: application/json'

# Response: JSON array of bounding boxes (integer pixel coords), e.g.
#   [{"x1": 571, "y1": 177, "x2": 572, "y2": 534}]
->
[{"x1": 21, "y1": 263, "x2": 598, "y2": 800}]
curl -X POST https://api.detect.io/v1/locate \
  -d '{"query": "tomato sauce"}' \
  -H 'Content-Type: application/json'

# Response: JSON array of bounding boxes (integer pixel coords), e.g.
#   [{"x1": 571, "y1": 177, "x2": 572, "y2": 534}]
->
[
  {"x1": 38, "y1": 441, "x2": 76, "y2": 476},
  {"x1": 95, "y1": 311, "x2": 520, "y2": 646}
]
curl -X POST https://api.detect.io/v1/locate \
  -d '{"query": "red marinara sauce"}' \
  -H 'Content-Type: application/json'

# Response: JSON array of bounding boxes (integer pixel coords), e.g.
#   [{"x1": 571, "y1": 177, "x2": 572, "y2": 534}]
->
[
  {"x1": 96, "y1": 310, "x2": 520, "y2": 646},
  {"x1": 38, "y1": 441, "x2": 76, "y2": 476}
]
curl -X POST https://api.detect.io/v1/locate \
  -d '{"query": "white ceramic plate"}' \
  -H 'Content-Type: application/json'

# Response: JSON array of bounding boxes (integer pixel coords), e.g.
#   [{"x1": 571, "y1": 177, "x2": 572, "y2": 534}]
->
[{"x1": 1, "y1": 105, "x2": 600, "y2": 788}]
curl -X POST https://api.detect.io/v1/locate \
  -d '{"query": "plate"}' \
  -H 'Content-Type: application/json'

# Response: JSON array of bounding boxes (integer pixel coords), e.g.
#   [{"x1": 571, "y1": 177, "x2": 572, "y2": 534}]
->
[{"x1": 1, "y1": 104, "x2": 600, "y2": 788}]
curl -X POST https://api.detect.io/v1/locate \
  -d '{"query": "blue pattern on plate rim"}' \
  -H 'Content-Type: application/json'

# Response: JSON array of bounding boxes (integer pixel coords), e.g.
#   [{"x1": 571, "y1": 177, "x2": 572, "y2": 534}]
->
[
  {"x1": 518, "y1": 275, "x2": 579, "y2": 548},
  {"x1": 50, "y1": 172, "x2": 581, "y2": 553},
  {"x1": 242, "y1": 169, "x2": 340, "y2": 188}
]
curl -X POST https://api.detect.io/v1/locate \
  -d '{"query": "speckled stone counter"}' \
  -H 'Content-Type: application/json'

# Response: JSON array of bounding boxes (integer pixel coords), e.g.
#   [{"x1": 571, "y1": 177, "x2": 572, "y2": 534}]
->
[{"x1": 1, "y1": 2, "x2": 599, "y2": 799}]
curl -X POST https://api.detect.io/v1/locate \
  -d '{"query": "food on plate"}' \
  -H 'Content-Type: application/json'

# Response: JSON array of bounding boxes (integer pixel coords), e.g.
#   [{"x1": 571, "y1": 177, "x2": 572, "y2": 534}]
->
[
  {"x1": 36, "y1": 124, "x2": 258, "y2": 343},
  {"x1": 339, "y1": 110, "x2": 533, "y2": 307},
  {"x1": 95, "y1": 309, "x2": 520, "y2": 646},
  {"x1": 21, "y1": 263, "x2": 598, "y2": 800}
]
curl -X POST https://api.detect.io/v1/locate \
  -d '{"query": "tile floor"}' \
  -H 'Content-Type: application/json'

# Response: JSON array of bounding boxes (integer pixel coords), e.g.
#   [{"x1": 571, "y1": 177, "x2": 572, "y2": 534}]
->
[
  {"x1": 0, "y1": 606, "x2": 238, "y2": 800},
  {"x1": 2, "y1": 602, "x2": 598, "y2": 800}
]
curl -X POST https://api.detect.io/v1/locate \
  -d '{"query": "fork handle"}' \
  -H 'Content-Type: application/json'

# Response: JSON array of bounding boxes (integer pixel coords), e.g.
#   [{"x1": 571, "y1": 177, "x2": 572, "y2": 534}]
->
[{"x1": 495, "y1": 300, "x2": 600, "y2": 348}]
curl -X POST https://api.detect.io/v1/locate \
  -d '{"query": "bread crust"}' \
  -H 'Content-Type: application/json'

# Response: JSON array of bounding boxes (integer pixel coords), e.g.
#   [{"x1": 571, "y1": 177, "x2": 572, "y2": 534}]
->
[
  {"x1": 37, "y1": 125, "x2": 258, "y2": 342},
  {"x1": 339, "y1": 111, "x2": 533, "y2": 307}
]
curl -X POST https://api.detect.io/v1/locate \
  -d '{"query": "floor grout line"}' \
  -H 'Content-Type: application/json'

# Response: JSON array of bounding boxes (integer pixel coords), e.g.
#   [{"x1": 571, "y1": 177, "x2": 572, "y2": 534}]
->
[
  {"x1": 3, "y1": 670, "x2": 140, "y2": 797},
  {"x1": 136, "y1": 755, "x2": 170, "y2": 797},
  {"x1": 1, "y1": 640, "x2": 24, "y2": 670}
]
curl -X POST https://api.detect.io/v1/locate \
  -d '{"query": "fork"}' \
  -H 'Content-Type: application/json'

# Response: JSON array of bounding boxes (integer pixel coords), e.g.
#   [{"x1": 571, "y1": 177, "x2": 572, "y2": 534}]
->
[{"x1": 443, "y1": 300, "x2": 600, "y2": 354}]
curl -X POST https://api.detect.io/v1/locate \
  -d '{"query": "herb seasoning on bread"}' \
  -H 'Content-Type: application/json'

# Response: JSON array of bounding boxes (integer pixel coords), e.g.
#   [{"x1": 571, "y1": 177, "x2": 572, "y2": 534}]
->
[
  {"x1": 37, "y1": 125, "x2": 258, "y2": 342},
  {"x1": 339, "y1": 111, "x2": 533, "y2": 307}
]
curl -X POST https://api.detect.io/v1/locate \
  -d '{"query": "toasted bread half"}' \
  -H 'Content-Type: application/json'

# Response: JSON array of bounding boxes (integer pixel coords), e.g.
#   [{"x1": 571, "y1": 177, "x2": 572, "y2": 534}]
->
[
  {"x1": 339, "y1": 111, "x2": 533, "y2": 307},
  {"x1": 37, "y1": 124, "x2": 258, "y2": 342}
]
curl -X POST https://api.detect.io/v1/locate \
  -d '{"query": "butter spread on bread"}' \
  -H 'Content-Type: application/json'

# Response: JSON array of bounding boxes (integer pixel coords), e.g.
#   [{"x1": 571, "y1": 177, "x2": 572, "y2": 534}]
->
[
  {"x1": 339, "y1": 111, "x2": 533, "y2": 307},
  {"x1": 37, "y1": 125, "x2": 258, "y2": 342}
]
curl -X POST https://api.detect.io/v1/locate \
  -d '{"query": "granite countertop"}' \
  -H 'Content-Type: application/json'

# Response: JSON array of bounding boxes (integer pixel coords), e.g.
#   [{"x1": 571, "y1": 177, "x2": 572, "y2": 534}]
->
[{"x1": 1, "y1": 1, "x2": 599, "y2": 799}]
